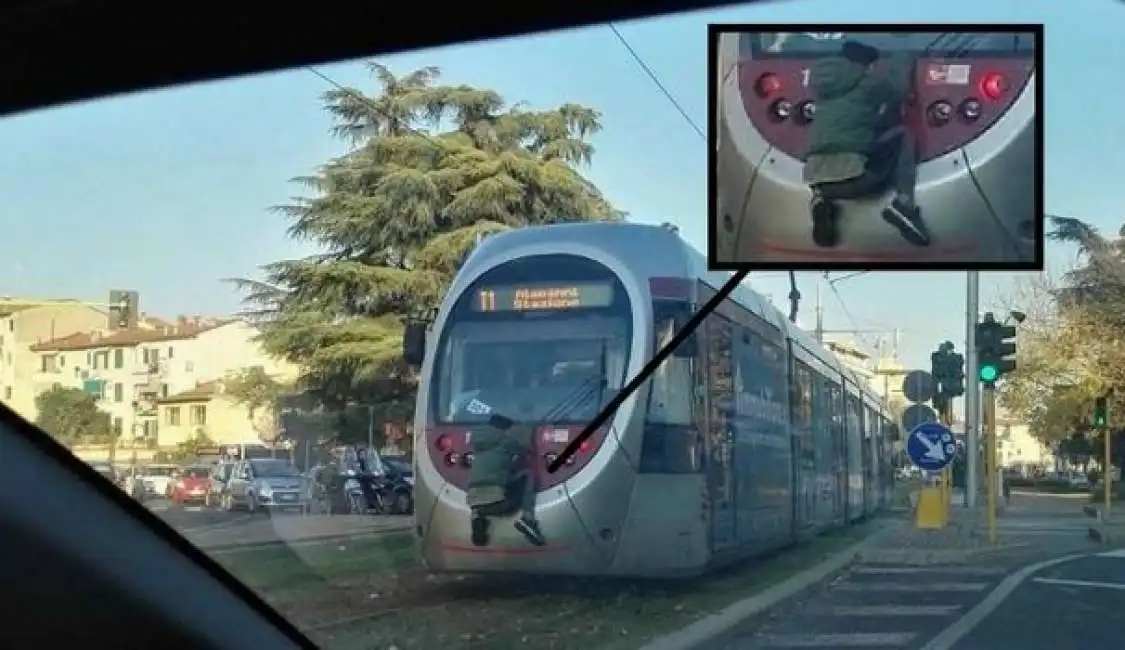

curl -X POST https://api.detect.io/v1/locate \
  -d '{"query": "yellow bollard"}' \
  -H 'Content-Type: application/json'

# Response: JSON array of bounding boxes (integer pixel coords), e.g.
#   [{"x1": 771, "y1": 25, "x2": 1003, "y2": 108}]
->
[{"x1": 916, "y1": 486, "x2": 948, "y2": 529}]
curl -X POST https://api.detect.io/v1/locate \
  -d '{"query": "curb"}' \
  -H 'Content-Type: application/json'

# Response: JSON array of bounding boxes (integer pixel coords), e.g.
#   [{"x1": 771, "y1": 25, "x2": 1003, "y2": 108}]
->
[
  {"x1": 637, "y1": 519, "x2": 905, "y2": 650},
  {"x1": 201, "y1": 526, "x2": 412, "y2": 554},
  {"x1": 1083, "y1": 504, "x2": 1101, "y2": 519}
]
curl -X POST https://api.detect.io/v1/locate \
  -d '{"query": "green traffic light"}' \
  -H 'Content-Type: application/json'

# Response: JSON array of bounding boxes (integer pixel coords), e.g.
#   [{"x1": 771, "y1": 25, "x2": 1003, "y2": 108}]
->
[{"x1": 979, "y1": 365, "x2": 998, "y2": 382}]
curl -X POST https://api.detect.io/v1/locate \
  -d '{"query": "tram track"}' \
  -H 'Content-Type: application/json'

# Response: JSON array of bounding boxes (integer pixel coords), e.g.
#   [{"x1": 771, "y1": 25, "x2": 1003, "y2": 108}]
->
[{"x1": 237, "y1": 524, "x2": 881, "y2": 649}]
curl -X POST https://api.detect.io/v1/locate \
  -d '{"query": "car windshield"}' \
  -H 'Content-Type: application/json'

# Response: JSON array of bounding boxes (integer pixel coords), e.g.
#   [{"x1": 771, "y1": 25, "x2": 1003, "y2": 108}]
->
[
  {"x1": 143, "y1": 466, "x2": 176, "y2": 477},
  {"x1": 8, "y1": 0, "x2": 1113, "y2": 648},
  {"x1": 250, "y1": 460, "x2": 299, "y2": 477}
]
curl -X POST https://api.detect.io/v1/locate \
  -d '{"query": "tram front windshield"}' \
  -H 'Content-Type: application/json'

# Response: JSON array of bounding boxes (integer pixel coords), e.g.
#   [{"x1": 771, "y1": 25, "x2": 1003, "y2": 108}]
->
[
  {"x1": 433, "y1": 269, "x2": 632, "y2": 425},
  {"x1": 744, "y1": 32, "x2": 1036, "y2": 58}
]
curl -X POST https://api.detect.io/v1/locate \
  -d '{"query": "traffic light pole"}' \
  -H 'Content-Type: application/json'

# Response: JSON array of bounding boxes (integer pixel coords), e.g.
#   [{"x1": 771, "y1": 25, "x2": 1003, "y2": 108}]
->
[
  {"x1": 983, "y1": 382, "x2": 998, "y2": 543},
  {"x1": 965, "y1": 271, "x2": 980, "y2": 509}
]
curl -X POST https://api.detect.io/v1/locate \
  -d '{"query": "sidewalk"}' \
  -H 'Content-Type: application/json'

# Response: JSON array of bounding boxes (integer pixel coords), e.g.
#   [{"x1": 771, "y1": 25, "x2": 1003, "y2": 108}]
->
[
  {"x1": 865, "y1": 492, "x2": 1093, "y2": 565},
  {"x1": 185, "y1": 514, "x2": 411, "y2": 551}
]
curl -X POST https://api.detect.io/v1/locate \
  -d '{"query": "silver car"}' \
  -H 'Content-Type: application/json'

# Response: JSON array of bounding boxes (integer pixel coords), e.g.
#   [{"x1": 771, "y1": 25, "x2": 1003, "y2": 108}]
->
[{"x1": 223, "y1": 458, "x2": 308, "y2": 513}]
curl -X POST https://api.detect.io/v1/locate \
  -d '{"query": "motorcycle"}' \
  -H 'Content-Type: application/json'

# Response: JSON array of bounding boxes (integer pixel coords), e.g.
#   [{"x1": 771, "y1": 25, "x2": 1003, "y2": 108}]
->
[{"x1": 343, "y1": 469, "x2": 391, "y2": 515}]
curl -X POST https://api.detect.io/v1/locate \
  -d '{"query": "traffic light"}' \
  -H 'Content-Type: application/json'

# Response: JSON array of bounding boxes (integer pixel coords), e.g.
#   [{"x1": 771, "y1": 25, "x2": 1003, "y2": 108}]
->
[
  {"x1": 976, "y1": 312, "x2": 1017, "y2": 384},
  {"x1": 108, "y1": 290, "x2": 137, "y2": 330},
  {"x1": 1094, "y1": 396, "x2": 1109, "y2": 428},
  {"x1": 946, "y1": 351, "x2": 965, "y2": 397},
  {"x1": 930, "y1": 342, "x2": 965, "y2": 399}
]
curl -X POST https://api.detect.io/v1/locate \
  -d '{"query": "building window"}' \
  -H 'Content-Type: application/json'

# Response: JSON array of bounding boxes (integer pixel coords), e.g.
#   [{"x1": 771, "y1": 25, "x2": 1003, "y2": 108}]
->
[
  {"x1": 166, "y1": 407, "x2": 181, "y2": 426},
  {"x1": 161, "y1": 384, "x2": 169, "y2": 398},
  {"x1": 59, "y1": 355, "x2": 65, "y2": 367},
  {"x1": 185, "y1": 361, "x2": 194, "y2": 372},
  {"x1": 112, "y1": 417, "x2": 123, "y2": 436},
  {"x1": 114, "y1": 349, "x2": 124, "y2": 369},
  {"x1": 167, "y1": 346, "x2": 174, "y2": 359},
  {"x1": 3, "y1": 387, "x2": 10, "y2": 400},
  {"x1": 189, "y1": 405, "x2": 207, "y2": 426},
  {"x1": 114, "y1": 383, "x2": 123, "y2": 403}
]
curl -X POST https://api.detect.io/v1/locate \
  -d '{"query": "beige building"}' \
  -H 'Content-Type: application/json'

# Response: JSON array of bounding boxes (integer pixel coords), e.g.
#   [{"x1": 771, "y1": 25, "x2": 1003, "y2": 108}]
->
[
  {"x1": 156, "y1": 379, "x2": 284, "y2": 448},
  {"x1": 0, "y1": 301, "x2": 110, "y2": 421},
  {"x1": 28, "y1": 317, "x2": 297, "y2": 450}
]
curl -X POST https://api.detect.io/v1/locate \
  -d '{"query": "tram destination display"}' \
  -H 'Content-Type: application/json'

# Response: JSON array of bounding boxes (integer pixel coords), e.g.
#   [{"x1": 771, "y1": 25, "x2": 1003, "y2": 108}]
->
[{"x1": 474, "y1": 282, "x2": 614, "y2": 312}]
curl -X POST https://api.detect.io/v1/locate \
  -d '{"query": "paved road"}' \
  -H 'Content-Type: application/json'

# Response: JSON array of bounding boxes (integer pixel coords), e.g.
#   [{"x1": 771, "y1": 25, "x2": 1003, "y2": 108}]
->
[
  {"x1": 703, "y1": 561, "x2": 1010, "y2": 650},
  {"x1": 147, "y1": 498, "x2": 251, "y2": 532},
  {"x1": 951, "y1": 548, "x2": 1125, "y2": 650},
  {"x1": 699, "y1": 493, "x2": 1098, "y2": 650},
  {"x1": 143, "y1": 498, "x2": 412, "y2": 550}
]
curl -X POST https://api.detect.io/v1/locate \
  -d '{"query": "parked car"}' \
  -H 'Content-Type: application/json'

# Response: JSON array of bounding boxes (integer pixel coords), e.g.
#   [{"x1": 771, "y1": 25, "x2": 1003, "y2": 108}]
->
[
  {"x1": 138, "y1": 464, "x2": 178, "y2": 497},
  {"x1": 223, "y1": 458, "x2": 309, "y2": 514},
  {"x1": 204, "y1": 461, "x2": 234, "y2": 508},
  {"x1": 168, "y1": 466, "x2": 211, "y2": 504},
  {"x1": 88, "y1": 461, "x2": 117, "y2": 484}
]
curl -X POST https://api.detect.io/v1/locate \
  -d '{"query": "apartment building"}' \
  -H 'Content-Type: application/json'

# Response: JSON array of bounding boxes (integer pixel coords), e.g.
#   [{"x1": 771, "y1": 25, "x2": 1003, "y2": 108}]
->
[
  {"x1": 157, "y1": 379, "x2": 284, "y2": 448},
  {"x1": 29, "y1": 317, "x2": 297, "y2": 448},
  {"x1": 0, "y1": 301, "x2": 110, "y2": 421}
]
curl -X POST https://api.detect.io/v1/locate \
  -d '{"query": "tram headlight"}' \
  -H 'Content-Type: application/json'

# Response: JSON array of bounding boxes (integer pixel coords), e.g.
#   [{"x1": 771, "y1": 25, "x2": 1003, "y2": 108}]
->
[
  {"x1": 927, "y1": 100, "x2": 954, "y2": 126},
  {"x1": 543, "y1": 451, "x2": 558, "y2": 468},
  {"x1": 797, "y1": 101, "x2": 816, "y2": 124},
  {"x1": 959, "y1": 98, "x2": 983, "y2": 122},
  {"x1": 462, "y1": 451, "x2": 474, "y2": 468},
  {"x1": 445, "y1": 451, "x2": 460, "y2": 466},
  {"x1": 770, "y1": 99, "x2": 794, "y2": 122}
]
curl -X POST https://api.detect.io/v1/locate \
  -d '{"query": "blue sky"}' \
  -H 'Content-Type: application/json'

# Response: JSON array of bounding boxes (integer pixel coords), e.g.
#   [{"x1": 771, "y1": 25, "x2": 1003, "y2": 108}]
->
[{"x1": 0, "y1": 0, "x2": 1118, "y2": 377}]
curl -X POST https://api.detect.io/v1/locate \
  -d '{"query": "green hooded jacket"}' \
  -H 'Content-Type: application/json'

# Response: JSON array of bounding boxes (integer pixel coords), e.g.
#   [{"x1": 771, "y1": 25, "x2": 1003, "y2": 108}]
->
[
  {"x1": 466, "y1": 422, "x2": 532, "y2": 507},
  {"x1": 805, "y1": 52, "x2": 914, "y2": 181}
]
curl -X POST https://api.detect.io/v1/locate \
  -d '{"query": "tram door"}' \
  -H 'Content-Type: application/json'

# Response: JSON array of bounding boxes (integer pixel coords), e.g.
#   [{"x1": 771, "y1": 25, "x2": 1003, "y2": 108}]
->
[
  {"x1": 705, "y1": 316, "x2": 737, "y2": 551},
  {"x1": 829, "y1": 384, "x2": 848, "y2": 525}
]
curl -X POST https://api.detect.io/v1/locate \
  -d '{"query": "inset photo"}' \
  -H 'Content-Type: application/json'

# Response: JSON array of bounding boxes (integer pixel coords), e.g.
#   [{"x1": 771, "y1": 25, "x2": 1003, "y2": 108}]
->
[{"x1": 709, "y1": 25, "x2": 1043, "y2": 270}]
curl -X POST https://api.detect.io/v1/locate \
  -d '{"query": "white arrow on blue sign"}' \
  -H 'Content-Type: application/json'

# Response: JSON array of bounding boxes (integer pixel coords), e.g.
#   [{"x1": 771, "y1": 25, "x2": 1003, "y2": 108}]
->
[{"x1": 906, "y1": 421, "x2": 957, "y2": 471}]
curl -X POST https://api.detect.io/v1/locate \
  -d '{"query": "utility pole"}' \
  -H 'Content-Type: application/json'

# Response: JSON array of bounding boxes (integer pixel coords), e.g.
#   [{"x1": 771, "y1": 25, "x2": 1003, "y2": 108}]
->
[{"x1": 965, "y1": 272, "x2": 980, "y2": 509}]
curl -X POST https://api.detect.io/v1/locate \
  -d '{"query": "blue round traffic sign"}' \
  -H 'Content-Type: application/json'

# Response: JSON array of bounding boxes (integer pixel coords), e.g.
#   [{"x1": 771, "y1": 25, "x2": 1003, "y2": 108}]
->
[{"x1": 906, "y1": 421, "x2": 956, "y2": 471}]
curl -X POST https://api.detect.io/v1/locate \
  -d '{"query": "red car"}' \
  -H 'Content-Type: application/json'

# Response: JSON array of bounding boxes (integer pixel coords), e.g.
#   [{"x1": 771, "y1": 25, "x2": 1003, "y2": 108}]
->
[{"x1": 168, "y1": 466, "x2": 211, "y2": 504}]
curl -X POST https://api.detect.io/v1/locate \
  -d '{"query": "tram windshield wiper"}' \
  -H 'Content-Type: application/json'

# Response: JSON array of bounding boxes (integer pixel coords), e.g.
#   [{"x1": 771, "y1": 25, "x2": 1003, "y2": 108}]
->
[{"x1": 551, "y1": 270, "x2": 751, "y2": 472}]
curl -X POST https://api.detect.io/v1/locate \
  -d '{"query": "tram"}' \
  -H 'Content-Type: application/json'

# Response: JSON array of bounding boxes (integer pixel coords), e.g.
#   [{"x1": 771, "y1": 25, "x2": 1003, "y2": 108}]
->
[
  {"x1": 714, "y1": 31, "x2": 1038, "y2": 265},
  {"x1": 407, "y1": 222, "x2": 895, "y2": 578}
]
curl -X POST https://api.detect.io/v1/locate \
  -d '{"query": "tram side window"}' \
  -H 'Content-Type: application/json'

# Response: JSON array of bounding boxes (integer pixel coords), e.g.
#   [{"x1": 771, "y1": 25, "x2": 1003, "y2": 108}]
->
[
  {"x1": 733, "y1": 328, "x2": 788, "y2": 434},
  {"x1": 791, "y1": 363, "x2": 814, "y2": 465},
  {"x1": 846, "y1": 396, "x2": 861, "y2": 440},
  {"x1": 827, "y1": 384, "x2": 844, "y2": 438},
  {"x1": 809, "y1": 373, "x2": 831, "y2": 441},
  {"x1": 647, "y1": 302, "x2": 694, "y2": 426}
]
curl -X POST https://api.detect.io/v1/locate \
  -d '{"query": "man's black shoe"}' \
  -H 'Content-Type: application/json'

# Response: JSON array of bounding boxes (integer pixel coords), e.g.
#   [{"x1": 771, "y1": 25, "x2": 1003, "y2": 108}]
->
[
  {"x1": 811, "y1": 195, "x2": 840, "y2": 248},
  {"x1": 881, "y1": 197, "x2": 931, "y2": 246},
  {"x1": 471, "y1": 513, "x2": 490, "y2": 547},
  {"x1": 514, "y1": 515, "x2": 546, "y2": 547}
]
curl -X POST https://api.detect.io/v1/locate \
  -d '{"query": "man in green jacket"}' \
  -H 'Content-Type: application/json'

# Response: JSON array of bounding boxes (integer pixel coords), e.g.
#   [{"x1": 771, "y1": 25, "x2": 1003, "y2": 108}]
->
[
  {"x1": 803, "y1": 40, "x2": 930, "y2": 249},
  {"x1": 464, "y1": 404, "x2": 545, "y2": 547}
]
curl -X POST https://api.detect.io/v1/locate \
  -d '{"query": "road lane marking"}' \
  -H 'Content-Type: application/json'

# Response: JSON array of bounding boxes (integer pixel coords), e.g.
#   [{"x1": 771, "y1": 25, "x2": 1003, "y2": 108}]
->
[
  {"x1": 759, "y1": 632, "x2": 916, "y2": 647},
  {"x1": 1096, "y1": 548, "x2": 1125, "y2": 558},
  {"x1": 836, "y1": 582, "x2": 988, "y2": 592},
  {"x1": 827, "y1": 605, "x2": 963, "y2": 617},
  {"x1": 918, "y1": 552, "x2": 1088, "y2": 650},
  {"x1": 1031, "y1": 577, "x2": 1125, "y2": 591},
  {"x1": 854, "y1": 566, "x2": 1006, "y2": 576}
]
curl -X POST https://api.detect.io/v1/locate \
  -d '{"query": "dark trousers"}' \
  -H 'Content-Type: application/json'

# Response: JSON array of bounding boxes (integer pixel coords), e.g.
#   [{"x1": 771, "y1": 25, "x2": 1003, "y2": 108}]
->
[
  {"x1": 473, "y1": 471, "x2": 536, "y2": 519},
  {"x1": 813, "y1": 126, "x2": 917, "y2": 204}
]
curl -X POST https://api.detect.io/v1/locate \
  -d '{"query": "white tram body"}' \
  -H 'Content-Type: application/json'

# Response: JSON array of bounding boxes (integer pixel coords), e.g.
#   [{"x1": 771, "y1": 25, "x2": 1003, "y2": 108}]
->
[
  {"x1": 412, "y1": 222, "x2": 894, "y2": 577},
  {"x1": 715, "y1": 31, "x2": 1038, "y2": 265}
]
